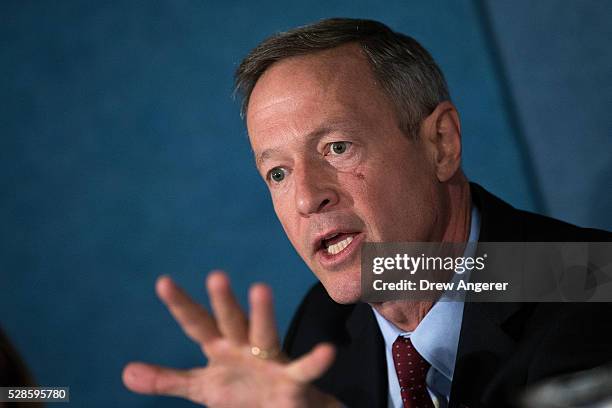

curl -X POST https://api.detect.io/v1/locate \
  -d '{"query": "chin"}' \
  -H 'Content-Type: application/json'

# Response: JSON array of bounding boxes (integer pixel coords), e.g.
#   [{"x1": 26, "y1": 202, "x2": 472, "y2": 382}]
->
[{"x1": 321, "y1": 276, "x2": 362, "y2": 304}]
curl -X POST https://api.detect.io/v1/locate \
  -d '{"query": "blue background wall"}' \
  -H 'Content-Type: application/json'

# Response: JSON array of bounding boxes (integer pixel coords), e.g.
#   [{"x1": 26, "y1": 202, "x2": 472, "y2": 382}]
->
[{"x1": 1, "y1": 1, "x2": 610, "y2": 406}]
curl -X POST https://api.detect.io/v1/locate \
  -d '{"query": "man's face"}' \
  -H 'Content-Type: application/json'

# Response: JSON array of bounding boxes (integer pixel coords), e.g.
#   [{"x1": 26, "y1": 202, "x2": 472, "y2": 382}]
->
[{"x1": 246, "y1": 44, "x2": 446, "y2": 304}]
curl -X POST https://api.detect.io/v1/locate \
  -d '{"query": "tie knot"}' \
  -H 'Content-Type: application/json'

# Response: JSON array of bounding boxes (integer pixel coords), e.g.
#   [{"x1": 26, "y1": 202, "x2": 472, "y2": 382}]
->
[{"x1": 392, "y1": 336, "x2": 433, "y2": 408}]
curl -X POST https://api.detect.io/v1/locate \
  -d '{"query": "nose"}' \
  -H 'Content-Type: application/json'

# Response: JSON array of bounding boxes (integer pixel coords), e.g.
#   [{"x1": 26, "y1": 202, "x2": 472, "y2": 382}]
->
[{"x1": 293, "y1": 163, "x2": 339, "y2": 216}]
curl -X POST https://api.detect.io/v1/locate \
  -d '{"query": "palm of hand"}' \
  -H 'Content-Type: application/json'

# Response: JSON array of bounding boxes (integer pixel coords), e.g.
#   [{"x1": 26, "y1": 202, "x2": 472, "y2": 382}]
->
[{"x1": 122, "y1": 272, "x2": 338, "y2": 408}]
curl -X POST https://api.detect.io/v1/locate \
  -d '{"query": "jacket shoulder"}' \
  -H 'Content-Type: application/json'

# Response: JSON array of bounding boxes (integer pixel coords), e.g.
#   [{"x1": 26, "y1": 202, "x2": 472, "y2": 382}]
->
[
  {"x1": 470, "y1": 182, "x2": 612, "y2": 242},
  {"x1": 515, "y1": 208, "x2": 612, "y2": 241}
]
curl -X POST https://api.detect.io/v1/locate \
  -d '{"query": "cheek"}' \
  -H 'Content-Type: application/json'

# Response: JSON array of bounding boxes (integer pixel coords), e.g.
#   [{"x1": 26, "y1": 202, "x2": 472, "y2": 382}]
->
[
  {"x1": 271, "y1": 194, "x2": 303, "y2": 246},
  {"x1": 349, "y1": 167, "x2": 366, "y2": 180},
  {"x1": 272, "y1": 196, "x2": 291, "y2": 224},
  {"x1": 353, "y1": 164, "x2": 439, "y2": 240}
]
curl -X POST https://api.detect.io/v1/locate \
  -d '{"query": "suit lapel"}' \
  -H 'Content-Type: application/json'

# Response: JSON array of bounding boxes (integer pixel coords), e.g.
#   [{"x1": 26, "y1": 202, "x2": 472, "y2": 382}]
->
[
  {"x1": 346, "y1": 303, "x2": 388, "y2": 407},
  {"x1": 321, "y1": 302, "x2": 388, "y2": 408},
  {"x1": 450, "y1": 302, "x2": 520, "y2": 407}
]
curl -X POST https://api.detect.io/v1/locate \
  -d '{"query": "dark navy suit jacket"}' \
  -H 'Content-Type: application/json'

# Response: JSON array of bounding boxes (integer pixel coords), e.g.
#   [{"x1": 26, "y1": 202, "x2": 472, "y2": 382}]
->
[{"x1": 283, "y1": 183, "x2": 612, "y2": 408}]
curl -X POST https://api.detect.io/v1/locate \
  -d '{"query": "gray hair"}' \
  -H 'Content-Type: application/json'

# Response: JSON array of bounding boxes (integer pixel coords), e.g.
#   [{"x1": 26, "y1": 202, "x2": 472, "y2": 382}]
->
[{"x1": 234, "y1": 18, "x2": 450, "y2": 137}]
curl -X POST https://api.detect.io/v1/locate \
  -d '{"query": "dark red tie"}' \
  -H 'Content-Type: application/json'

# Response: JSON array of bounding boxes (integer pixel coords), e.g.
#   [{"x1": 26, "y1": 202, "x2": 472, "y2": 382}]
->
[{"x1": 392, "y1": 336, "x2": 434, "y2": 408}]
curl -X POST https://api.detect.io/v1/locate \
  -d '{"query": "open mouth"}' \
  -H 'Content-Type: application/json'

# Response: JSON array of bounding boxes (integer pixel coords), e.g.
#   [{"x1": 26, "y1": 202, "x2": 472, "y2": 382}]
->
[
  {"x1": 313, "y1": 230, "x2": 365, "y2": 269},
  {"x1": 321, "y1": 233, "x2": 357, "y2": 255}
]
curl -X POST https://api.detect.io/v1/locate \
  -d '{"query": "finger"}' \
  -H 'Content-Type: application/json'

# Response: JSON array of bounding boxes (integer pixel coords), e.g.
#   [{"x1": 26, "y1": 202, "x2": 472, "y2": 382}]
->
[
  {"x1": 285, "y1": 343, "x2": 336, "y2": 383},
  {"x1": 122, "y1": 362, "x2": 192, "y2": 397},
  {"x1": 206, "y1": 271, "x2": 248, "y2": 342},
  {"x1": 248, "y1": 283, "x2": 280, "y2": 353},
  {"x1": 156, "y1": 275, "x2": 221, "y2": 347}
]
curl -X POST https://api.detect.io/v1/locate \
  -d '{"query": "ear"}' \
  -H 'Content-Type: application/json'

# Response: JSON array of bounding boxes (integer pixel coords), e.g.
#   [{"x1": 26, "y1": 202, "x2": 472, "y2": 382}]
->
[{"x1": 420, "y1": 101, "x2": 462, "y2": 182}]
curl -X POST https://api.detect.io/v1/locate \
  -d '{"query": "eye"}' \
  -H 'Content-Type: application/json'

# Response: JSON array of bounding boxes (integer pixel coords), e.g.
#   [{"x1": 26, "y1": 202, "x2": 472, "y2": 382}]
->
[
  {"x1": 267, "y1": 167, "x2": 287, "y2": 183},
  {"x1": 329, "y1": 141, "x2": 351, "y2": 155}
]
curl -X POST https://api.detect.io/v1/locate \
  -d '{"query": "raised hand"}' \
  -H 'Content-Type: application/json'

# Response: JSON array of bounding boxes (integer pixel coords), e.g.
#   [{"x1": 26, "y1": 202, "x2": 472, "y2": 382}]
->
[{"x1": 122, "y1": 271, "x2": 341, "y2": 407}]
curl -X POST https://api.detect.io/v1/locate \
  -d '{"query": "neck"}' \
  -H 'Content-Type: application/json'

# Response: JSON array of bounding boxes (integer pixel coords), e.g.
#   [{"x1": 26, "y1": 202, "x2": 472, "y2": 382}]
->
[{"x1": 371, "y1": 175, "x2": 471, "y2": 331}]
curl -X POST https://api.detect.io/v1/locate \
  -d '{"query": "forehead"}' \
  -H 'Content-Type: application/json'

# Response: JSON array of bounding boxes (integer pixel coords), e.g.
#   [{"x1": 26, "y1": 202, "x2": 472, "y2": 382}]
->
[
  {"x1": 248, "y1": 43, "x2": 371, "y2": 110},
  {"x1": 246, "y1": 44, "x2": 397, "y2": 154}
]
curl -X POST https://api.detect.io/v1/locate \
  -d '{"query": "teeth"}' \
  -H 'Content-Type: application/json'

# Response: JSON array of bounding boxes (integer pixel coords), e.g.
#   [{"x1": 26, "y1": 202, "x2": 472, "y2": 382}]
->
[{"x1": 326, "y1": 236, "x2": 354, "y2": 255}]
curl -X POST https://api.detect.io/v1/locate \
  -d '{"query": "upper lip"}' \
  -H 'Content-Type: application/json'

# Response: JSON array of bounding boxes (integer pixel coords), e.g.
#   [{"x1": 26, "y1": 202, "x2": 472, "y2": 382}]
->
[{"x1": 312, "y1": 229, "x2": 360, "y2": 253}]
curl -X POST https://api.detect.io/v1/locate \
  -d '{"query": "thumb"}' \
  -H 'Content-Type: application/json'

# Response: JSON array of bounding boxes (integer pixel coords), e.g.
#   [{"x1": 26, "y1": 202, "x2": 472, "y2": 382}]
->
[
  {"x1": 122, "y1": 362, "x2": 192, "y2": 397},
  {"x1": 285, "y1": 343, "x2": 336, "y2": 383}
]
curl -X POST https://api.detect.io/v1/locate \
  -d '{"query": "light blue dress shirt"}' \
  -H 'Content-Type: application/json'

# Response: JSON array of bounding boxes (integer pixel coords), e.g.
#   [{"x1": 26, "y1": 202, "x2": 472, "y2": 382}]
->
[{"x1": 372, "y1": 205, "x2": 481, "y2": 408}]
